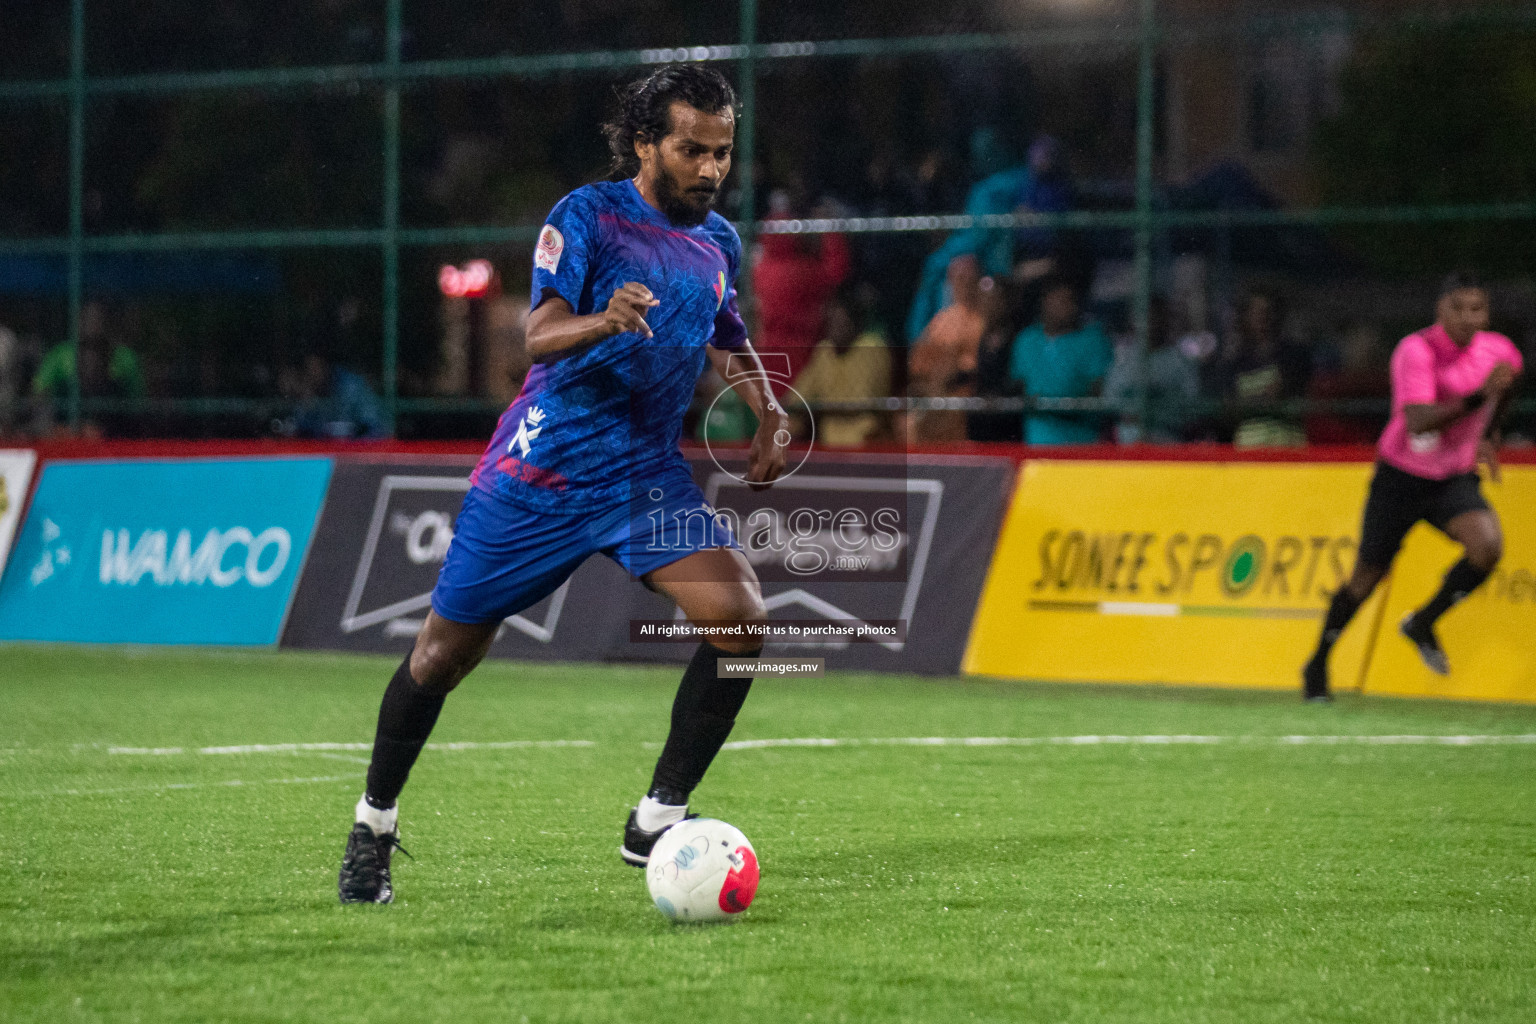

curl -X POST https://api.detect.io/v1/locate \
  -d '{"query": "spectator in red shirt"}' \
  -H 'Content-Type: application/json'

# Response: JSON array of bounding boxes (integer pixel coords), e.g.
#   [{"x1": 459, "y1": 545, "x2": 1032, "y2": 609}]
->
[
  {"x1": 751, "y1": 192, "x2": 853, "y2": 383},
  {"x1": 1306, "y1": 320, "x2": 1391, "y2": 444}
]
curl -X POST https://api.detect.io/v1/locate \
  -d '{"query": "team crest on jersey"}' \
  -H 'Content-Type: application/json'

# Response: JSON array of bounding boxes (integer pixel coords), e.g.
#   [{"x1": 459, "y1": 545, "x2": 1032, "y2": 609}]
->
[
  {"x1": 535, "y1": 225, "x2": 564, "y2": 273},
  {"x1": 712, "y1": 270, "x2": 727, "y2": 309},
  {"x1": 509, "y1": 405, "x2": 547, "y2": 457}
]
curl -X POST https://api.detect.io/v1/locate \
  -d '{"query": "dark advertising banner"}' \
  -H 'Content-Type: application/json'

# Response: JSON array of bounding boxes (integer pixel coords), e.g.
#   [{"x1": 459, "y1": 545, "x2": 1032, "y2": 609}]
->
[
  {"x1": 618, "y1": 452, "x2": 1014, "y2": 674},
  {"x1": 281, "y1": 457, "x2": 633, "y2": 660},
  {"x1": 282, "y1": 452, "x2": 1013, "y2": 676}
]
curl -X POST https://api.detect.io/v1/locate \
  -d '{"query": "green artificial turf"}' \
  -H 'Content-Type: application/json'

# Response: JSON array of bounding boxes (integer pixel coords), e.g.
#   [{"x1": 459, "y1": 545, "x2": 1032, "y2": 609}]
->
[{"x1": 2, "y1": 646, "x2": 1535, "y2": 1023}]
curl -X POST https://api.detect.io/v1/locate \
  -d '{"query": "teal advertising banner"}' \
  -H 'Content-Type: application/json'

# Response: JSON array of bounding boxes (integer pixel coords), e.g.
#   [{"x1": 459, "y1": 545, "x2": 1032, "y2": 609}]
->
[{"x1": 0, "y1": 458, "x2": 332, "y2": 645}]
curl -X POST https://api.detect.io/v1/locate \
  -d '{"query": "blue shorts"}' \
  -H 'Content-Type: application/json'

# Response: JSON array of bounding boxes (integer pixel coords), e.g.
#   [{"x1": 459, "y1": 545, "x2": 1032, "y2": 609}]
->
[{"x1": 430, "y1": 476, "x2": 738, "y2": 625}]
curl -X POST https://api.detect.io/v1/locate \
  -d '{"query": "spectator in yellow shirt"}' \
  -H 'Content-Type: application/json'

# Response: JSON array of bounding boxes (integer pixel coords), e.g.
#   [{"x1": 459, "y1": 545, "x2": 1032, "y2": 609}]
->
[{"x1": 793, "y1": 287, "x2": 892, "y2": 447}]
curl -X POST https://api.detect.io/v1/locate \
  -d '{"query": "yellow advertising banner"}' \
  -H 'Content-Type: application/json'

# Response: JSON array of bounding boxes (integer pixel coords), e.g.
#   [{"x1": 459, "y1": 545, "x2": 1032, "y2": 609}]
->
[
  {"x1": 1360, "y1": 467, "x2": 1536, "y2": 703},
  {"x1": 964, "y1": 461, "x2": 1385, "y2": 691}
]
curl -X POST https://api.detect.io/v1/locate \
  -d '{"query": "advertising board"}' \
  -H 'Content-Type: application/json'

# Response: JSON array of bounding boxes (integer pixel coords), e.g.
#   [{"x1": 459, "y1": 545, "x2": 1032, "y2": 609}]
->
[
  {"x1": 281, "y1": 458, "x2": 633, "y2": 661},
  {"x1": 0, "y1": 458, "x2": 331, "y2": 645},
  {"x1": 283, "y1": 452, "x2": 1014, "y2": 676},
  {"x1": 623, "y1": 452, "x2": 1014, "y2": 674},
  {"x1": 0, "y1": 449, "x2": 36, "y2": 578},
  {"x1": 1359, "y1": 467, "x2": 1536, "y2": 702},
  {"x1": 965, "y1": 461, "x2": 1385, "y2": 690}
]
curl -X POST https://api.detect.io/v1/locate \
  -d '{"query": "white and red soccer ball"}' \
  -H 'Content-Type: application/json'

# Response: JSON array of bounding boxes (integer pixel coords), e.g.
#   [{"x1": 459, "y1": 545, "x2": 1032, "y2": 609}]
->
[{"x1": 646, "y1": 818, "x2": 759, "y2": 923}]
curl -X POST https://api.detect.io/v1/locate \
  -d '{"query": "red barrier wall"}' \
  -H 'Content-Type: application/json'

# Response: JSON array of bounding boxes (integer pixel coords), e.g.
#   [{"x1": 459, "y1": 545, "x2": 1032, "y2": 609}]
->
[{"x1": 28, "y1": 438, "x2": 1536, "y2": 467}]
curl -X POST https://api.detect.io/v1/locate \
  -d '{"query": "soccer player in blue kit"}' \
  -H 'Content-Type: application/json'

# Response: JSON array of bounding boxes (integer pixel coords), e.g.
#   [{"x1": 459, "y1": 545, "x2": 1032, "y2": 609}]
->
[{"x1": 338, "y1": 65, "x2": 788, "y2": 903}]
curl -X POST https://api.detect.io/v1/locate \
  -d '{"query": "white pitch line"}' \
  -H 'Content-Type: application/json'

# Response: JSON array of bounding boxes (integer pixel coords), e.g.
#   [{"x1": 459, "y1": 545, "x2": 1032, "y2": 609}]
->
[
  {"x1": 15, "y1": 774, "x2": 356, "y2": 800},
  {"x1": 720, "y1": 734, "x2": 1536, "y2": 750},
  {"x1": 93, "y1": 734, "x2": 1536, "y2": 758},
  {"x1": 106, "y1": 740, "x2": 595, "y2": 756}
]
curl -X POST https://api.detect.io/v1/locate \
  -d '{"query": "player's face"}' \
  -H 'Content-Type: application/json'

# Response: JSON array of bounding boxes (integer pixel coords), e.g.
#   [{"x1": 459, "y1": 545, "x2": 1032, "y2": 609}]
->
[
  {"x1": 640, "y1": 101, "x2": 734, "y2": 226},
  {"x1": 1438, "y1": 287, "x2": 1490, "y2": 346},
  {"x1": 1040, "y1": 286, "x2": 1078, "y2": 333}
]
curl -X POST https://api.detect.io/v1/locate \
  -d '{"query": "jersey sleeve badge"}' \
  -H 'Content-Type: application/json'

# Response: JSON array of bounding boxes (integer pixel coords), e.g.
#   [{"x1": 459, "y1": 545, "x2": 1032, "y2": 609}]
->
[{"x1": 535, "y1": 225, "x2": 564, "y2": 273}]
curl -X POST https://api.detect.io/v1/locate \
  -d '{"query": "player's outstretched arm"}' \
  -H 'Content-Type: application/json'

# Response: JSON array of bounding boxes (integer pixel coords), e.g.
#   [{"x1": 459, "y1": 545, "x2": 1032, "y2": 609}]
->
[
  {"x1": 707, "y1": 342, "x2": 789, "y2": 491},
  {"x1": 525, "y1": 283, "x2": 659, "y2": 363},
  {"x1": 1402, "y1": 362, "x2": 1517, "y2": 435}
]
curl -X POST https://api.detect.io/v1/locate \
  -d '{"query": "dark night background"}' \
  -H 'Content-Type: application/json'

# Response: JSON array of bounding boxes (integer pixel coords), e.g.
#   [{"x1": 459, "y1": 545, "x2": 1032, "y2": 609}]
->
[{"x1": 2, "y1": 0, "x2": 1533, "y2": 439}]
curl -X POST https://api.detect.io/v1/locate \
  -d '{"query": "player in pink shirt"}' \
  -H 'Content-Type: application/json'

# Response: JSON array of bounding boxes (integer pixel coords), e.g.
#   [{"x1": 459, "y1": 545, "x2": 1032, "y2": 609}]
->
[{"x1": 1303, "y1": 272, "x2": 1521, "y2": 700}]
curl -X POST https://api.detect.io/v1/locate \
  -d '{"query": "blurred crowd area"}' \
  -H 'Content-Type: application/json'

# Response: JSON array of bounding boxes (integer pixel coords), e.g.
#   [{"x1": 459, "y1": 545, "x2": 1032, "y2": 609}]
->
[{"x1": 2, "y1": 0, "x2": 1534, "y2": 444}]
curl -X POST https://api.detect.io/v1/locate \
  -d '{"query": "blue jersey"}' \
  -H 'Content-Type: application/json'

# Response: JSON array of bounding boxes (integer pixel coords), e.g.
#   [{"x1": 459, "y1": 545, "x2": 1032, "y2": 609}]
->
[{"x1": 471, "y1": 179, "x2": 747, "y2": 513}]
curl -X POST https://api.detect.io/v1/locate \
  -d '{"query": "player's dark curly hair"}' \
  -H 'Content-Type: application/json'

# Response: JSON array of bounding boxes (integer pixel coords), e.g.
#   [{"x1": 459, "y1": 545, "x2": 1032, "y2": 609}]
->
[
  {"x1": 1439, "y1": 269, "x2": 1486, "y2": 296},
  {"x1": 602, "y1": 64, "x2": 737, "y2": 178}
]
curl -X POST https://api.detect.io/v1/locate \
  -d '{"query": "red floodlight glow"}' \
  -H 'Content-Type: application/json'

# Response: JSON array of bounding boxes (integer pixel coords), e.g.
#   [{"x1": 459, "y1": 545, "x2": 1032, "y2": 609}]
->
[{"x1": 438, "y1": 258, "x2": 495, "y2": 298}]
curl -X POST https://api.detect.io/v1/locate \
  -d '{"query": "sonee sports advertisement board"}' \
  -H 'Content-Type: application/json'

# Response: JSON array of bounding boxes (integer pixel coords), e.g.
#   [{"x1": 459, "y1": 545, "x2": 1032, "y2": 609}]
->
[{"x1": 966, "y1": 461, "x2": 1384, "y2": 690}]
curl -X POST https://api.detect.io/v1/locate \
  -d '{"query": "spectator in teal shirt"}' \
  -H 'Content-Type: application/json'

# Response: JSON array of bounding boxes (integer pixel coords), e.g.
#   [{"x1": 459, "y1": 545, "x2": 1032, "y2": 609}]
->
[{"x1": 1009, "y1": 278, "x2": 1111, "y2": 444}]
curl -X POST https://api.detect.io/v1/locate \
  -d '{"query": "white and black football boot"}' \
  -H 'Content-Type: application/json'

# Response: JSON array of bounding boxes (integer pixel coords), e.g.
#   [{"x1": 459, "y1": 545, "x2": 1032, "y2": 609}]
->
[
  {"x1": 620, "y1": 808, "x2": 697, "y2": 868},
  {"x1": 338, "y1": 823, "x2": 409, "y2": 903}
]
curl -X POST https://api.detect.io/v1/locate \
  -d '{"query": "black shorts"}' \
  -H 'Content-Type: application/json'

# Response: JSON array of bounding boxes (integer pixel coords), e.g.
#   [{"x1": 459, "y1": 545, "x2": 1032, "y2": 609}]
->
[{"x1": 1356, "y1": 460, "x2": 1491, "y2": 569}]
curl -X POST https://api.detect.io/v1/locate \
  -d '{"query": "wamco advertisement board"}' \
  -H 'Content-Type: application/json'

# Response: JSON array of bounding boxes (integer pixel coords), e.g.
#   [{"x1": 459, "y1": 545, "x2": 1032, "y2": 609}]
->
[{"x1": 0, "y1": 458, "x2": 332, "y2": 645}]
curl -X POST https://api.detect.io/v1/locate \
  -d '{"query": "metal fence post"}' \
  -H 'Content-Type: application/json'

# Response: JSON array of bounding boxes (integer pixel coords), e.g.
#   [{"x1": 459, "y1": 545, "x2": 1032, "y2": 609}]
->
[
  {"x1": 737, "y1": 0, "x2": 758, "y2": 270},
  {"x1": 381, "y1": 0, "x2": 403, "y2": 436},
  {"x1": 1132, "y1": 0, "x2": 1157, "y2": 440},
  {"x1": 67, "y1": 0, "x2": 86, "y2": 431}
]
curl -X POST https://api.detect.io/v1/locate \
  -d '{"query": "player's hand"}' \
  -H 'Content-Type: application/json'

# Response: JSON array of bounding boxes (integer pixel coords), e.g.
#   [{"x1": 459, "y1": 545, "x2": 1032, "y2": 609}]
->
[
  {"x1": 602, "y1": 282, "x2": 658, "y2": 339},
  {"x1": 1478, "y1": 437, "x2": 1503, "y2": 484},
  {"x1": 1485, "y1": 363, "x2": 1516, "y2": 396},
  {"x1": 746, "y1": 400, "x2": 790, "y2": 492}
]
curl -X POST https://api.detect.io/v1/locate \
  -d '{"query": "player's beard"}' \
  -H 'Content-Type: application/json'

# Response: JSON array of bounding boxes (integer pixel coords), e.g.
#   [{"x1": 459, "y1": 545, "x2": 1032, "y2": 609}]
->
[{"x1": 655, "y1": 165, "x2": 718, "y2": 227}]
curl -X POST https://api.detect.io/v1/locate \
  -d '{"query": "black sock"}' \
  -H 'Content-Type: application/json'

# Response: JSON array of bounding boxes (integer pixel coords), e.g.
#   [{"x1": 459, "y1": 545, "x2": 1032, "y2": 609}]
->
[
  {"x1": 648, "y1": 642, "x2": 756, "y2": 804},
  {"x1": 1415, "y1": 558, "x2": 1491, "y2": 628},
  {"x1": 364, "y1": 655, "x2": 446, "y2": 809},
  {"x1": 1311, "y1": 587, "x2": 1363, "y2": 663}
]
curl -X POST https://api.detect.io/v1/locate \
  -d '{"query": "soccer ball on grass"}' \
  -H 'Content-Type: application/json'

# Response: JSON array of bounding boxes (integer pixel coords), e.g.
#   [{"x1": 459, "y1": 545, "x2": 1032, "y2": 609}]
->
[{"x1": 646, "y1": 818, "x2": 759, "y2": 922}]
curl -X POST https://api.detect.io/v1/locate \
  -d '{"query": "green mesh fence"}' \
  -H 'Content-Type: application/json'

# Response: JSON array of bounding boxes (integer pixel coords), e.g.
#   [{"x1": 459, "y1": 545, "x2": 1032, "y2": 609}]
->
[{"x1": 1, "y1": 1, "x2": 1534, "y2": 436}]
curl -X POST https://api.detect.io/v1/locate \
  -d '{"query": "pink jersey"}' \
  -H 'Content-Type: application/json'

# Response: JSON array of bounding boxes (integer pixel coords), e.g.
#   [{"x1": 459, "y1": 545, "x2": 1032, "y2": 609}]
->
[{"x1": 1378, "y1": 323, "x2": 1523, "y2": 479}]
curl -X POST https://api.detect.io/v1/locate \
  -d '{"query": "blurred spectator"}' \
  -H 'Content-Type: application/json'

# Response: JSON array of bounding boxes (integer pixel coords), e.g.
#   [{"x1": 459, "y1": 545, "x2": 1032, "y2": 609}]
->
[
  {"x1": 0, "y1": 324, "x2": 22, "y2": 435},
  {"x1": 858, "y1": 147, "x2": 956, "y2": 348},
  {"x1": 483, "y1": 297, "x2": 533, "y2": 406},
  {"x1": 905, "y1": 131, "x2": 1032, "y2": 342},
  {"x1": 1009, "y1": 277, "x2": 1111, "y2": 445},
  {"x1": 905, "y1": 131, "x2": 1077, "y2": 343},
  {"x1": 435, "y1": 284, "x2": 531, "y2": 406},
  {"x1": 907, "y1": 255, "x2": 986, "y2": 443},
  {"x1": 968, "y1": 276, "x2": 1024, "y2": 442},
  {"x1": 792, "y1": 286, "x2": 892, "y2": 448},
  {"x1": 283, "y1": 353, "x2": 386, "y2": 439},
  {"x1": 1305, "y1": 319, "x2": 1390, "y2": 444},
  {"x1": 1213, "y1": 290, "x2": 1312, "y2": 448},
  {"x1": 1012, "y1": 135, "x2": 1074, "y2": 283},
  {"x1": 752, "y1": 192, "x2": 853, "y2": 383},
  {"x1": 1104, "y1": 297, "x2": 1200, "y2": 444},
  {"x1": 32, "y1": 301, "x2": 147, "y2": 436}
]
